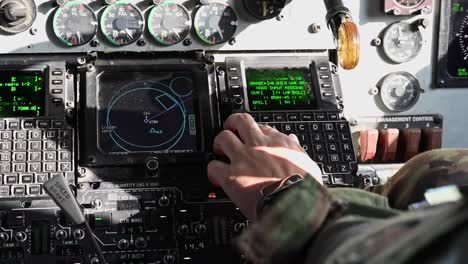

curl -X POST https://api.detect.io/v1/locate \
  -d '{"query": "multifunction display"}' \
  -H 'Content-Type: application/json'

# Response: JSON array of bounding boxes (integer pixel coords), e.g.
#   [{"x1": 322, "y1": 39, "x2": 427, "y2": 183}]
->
[
  {"x1": 98, "y1": 71, "x2": 198, "y2": 154},
  {"x1": 0, "y1": 71, "x2": 45, "y2": 117},
  {"x1": 246, "y1": 68, "x2": 315, "y2": 111}
]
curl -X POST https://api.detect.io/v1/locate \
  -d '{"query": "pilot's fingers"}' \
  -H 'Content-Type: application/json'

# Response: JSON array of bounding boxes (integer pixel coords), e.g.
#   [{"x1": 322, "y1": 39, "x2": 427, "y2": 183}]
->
[
  {"x1": 213, "y1": 130, "x2": 243, "y2": 159},
  {"x1": 258, "y1": 124, "x2": 278, "y2": 135},
  {"x1": 289, "y1": 133, "x2": 300, "y2": 145},
  {"x1": 207, "y1": 160, "x2": 230, "y2": 187},
  {"x1": 223, "y1": 113, "x2": 264, "y2": 145}
]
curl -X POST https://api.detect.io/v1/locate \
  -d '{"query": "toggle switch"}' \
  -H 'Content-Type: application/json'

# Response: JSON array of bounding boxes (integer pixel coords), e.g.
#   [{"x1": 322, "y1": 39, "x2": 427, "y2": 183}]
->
[
  {"x1": 359, "y1": 129, "x2": 379, "y2": 162},
  {"x1": 380, "y1": 129, "x2": 399, "y2": 162},
  {"x1": 402, "y1": 128, "x2": 422, "y2": 161},
  {"x1": 423, "y1": 128, "x2": 442, "y2": 151}
]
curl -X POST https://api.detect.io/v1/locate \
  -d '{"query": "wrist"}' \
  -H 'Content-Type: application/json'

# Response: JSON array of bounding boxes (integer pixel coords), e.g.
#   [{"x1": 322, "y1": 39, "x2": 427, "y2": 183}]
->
[{"x1": 256, "y1": 174, "x2": 304, "y2": 218}]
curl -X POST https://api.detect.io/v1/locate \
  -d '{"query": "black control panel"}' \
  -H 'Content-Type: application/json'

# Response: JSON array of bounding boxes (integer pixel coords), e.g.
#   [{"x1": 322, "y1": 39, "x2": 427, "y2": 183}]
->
[
  {"x1": 0, "y1": 53, "x2": 357, "y2": 264},
  {"x1": 0, "y1": 62, "x2": 75, "y2": 199},
  {"x1": 218, "y1": 56, "x2": 357, "y2": 185}
]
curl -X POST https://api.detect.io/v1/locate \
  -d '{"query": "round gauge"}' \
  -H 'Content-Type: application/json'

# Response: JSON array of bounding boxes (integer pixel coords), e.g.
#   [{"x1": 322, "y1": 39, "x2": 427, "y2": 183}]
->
[
  {"x1": 52, "y1": 1, "x2": 97, "y2": 46},
  {"x1": 242, "y1": 0, "x2": 287, "y2": 20},
  {"x1": 0, "y1": 0, "x2": 37, "y2": 34},
  {"x1": 194, "y1": 3, "x2": 238, "y2": 45},
  {"x1": 382, "y1": 21, "x2": 423, "y2": 64},
  {"x1": 148, "y1": 3, "x2": 191, "y2": 46},
  {"x1": 393, "y1": 0, "x2": 425, "y2": 8},
  {"x1": 379, "y1": 72, "x2": 422, "y2": 112},
  {"x1": 100, "y1": 1, "x2": 144, "y2": 46}
]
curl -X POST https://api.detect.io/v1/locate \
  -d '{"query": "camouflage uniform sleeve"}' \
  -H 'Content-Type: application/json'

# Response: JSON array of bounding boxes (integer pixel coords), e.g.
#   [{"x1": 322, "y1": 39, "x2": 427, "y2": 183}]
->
[{"x1": 236, "y1": 176, "x2": 396, "y2": 264}]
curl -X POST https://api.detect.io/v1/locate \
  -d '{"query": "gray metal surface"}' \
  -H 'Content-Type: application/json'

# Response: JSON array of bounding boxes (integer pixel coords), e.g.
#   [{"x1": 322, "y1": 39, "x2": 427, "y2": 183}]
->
[
  {"x1": 2, "y1": 0, "x2": 467, "y2": 149},
  {"x1": 340, "y1": 0, "x2": 468, "y2": 148},
  {"x1": 0, "y1": 0, "x2": 334, "y2": 53}
]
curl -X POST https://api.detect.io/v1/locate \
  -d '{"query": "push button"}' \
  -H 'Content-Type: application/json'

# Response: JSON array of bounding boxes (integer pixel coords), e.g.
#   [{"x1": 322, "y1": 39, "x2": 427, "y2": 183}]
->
[
  {"x1": 359, "y1": 129, "x2": 379, "y2": 162},
  {"x1": 287, "y1": 113, "x2": 299, "y2": 121},
  {"x1": 380, "y1": 129, "x2": 399, "y2": 162},
  {"x1": 300, "y1": 113, "x2": 313, "y2": 121},
  {"x1": 273, "y1": 114, "x2": 286, "y2": 122},
  {"x1": 422, "y1": 128, "x2": 442, "y2": 151},
  {"x1": 402, "y1": 128, "x2": 422, "y2": 161},
  {"x1": 259, "y1": 114, "x2": 272, "y2": 122}
]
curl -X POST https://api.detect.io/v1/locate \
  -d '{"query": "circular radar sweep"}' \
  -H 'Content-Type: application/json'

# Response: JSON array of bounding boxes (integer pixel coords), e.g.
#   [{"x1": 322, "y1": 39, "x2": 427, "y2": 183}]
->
[
  {"x1": 106, "y1": 79, "x2": 193, "y2": 152},
  {"x1": 393, "y1": 0, "x2": 425, "y2": 8},
  {"x1": 100, "y1": 1, "x2": 144, "y2": 46},
  {"x1": 53, "y1": 1, "x2": 97, "y2": 46},
  {"x1": 194, "y1": 3, "x2": 238, "y2": 45},
  {"x1": 148, "y1": 3, "x2": 191, "y2": 45},
  {"x1": 379, "y1": 72, "x2": 422, "y2": 112}
]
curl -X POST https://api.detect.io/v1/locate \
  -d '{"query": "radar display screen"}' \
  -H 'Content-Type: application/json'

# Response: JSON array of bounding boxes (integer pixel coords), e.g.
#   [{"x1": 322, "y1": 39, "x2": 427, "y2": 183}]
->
[
  {"x1": 246, "y1": 68, "x2": 315, "y2": 111},
  {"x1": 98, "y1": 71, "x2": 198, "y2": 154},
  {"x1": 0, "y1": 71, "x2": 45, "y2": 117}
]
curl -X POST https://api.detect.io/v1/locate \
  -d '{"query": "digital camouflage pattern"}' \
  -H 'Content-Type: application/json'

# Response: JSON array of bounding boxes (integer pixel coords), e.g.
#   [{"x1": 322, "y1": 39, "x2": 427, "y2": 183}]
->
[
  {"x1": 237, "y1": 149, "x2": 468, "y2": 264},
  {"x1": 368, "y1": 149, "x2": 468, "y2": 209}
]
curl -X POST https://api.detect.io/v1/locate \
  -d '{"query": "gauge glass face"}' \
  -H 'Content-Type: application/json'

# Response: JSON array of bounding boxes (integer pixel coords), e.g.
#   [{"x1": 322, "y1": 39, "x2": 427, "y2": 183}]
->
[
  {"x1": 242, "y1": 0, "x2": 286, "y2": 20},
  {"x1": 380, "y1": 72, "x2": 421, "y2": 112},
  {"x1": 53, "y1": 1, "x2": 97, "y2": 46},
  {"x1": 194, "y1": 3, "x2": 238, "y2": 45},
  {"x1": 382, "y1": 22, "x2": 423, "y2": 64},
  {"x1": 148, "y1": 3, "x2": 191, "y2": 46},
  {"x1": 100, "y1": 1, "x2": 144, "y2": 46},
  {"x1": 393, "y1": 0, "x2": 425, "y2": 8}
]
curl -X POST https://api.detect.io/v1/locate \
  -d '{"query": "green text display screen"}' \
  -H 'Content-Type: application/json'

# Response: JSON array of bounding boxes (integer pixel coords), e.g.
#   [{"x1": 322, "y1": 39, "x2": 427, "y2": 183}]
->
[
  {"x1": 0, "y1": 71, "x2": 45, "y2": 118},
  {"x1": 246, "y1": 68, "x2": 315, "y2": 111}
]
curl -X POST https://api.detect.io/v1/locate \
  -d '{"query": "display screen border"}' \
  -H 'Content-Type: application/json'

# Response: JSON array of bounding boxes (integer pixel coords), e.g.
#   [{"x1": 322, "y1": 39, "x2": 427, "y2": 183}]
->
[
  {"x1": 244, "y1": 67, "x2": 317, "y2": 112},
  {"x1": 0, "y1": 69, "x2": 47, "y2": 118},
  {"x1": 96, "y1": 70, "x2": 202, "y2": 155},
  {"x1": 79, "y1": 60, "x2": 214, "y2": 168}
]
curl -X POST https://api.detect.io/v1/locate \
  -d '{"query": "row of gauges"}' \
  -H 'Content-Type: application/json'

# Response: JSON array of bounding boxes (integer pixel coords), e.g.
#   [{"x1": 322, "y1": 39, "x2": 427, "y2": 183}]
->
[{"x1": 53, "y1": 0, "x2": 238, "y2": 46}]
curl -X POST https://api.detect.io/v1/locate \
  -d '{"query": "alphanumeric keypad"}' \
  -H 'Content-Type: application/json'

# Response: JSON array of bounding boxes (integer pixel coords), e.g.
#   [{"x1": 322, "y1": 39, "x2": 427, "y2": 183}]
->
[
  {"x1": 0, "y1": 118, "x2": 73, "y2": 197},
  {"x1": 255, "y1": 112, "x2": 357, "y2": 182}
]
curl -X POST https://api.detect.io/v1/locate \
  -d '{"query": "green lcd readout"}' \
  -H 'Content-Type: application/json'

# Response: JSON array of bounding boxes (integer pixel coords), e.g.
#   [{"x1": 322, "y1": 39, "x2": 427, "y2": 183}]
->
[
  {"x1": 246, "y1": 68, "x2": 315, "y2": 111},
  {"x1": 0, "y1": 71, "x2": 45, "y2": 117}
]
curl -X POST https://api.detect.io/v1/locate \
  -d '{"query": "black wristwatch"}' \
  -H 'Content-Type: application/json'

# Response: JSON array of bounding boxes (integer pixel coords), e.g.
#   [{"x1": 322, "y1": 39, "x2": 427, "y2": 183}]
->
[{"x1": 256, "y1": 174, "x2": 304, "y2": 217}]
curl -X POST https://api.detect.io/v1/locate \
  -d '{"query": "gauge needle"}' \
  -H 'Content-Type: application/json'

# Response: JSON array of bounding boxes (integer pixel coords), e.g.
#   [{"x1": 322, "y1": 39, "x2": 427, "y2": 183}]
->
[
  {"x1": 125, "y1": 29, "x2": 133, "y2": 39},
  {"x1": 173, "y1": 29, "x2": 180, "y2": 39},
  {"x1": 397, "y1": 26, "x2": 406, "y2": 43},
  {"x1": 263, "y1": 0, "x2": 268, "y2": 17},
  {"x1": 215, "y1": 25, "x2": 224, "y2": 41},
  {"x1": 76, "y1": 31, "x2": 83, "y2": 42}
]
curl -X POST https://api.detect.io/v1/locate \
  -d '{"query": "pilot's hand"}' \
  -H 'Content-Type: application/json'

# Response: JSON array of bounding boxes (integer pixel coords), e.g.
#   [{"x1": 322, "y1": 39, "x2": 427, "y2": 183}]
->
[{"x1": 207, "y1": 113, "x2": 323, "y2": 220}]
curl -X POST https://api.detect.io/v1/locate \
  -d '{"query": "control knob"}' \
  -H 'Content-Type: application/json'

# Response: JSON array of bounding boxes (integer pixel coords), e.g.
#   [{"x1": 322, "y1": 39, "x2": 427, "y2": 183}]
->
[
  {"x1": 158, "y1": 195, "x2": 170, "y2": 207},
  {"x1": 135, "y1": 237, "x2": 147, "y2": 249},
  {"x1": 15, "y1": 231, "x2": 27, "y2": 242},
  {"x1": 0, "y1": 0, "x2": 37, "y2": 33},
  {"x1": 177, "y1": 224, "x2": 189, "y2": 236},
  {"x1": 146, "y1": 158, "x2": 159, "y2": 177},
  {"x1": 117, "y1": 239, "x2": 130, "y2": 250},
  {"x1": 234, "y1": 222, "x2": 246, "y2": 233},
  {"x1": 195, "y1": 224, "x2": 207, "y2": 235},
  {"x1": 55, "y1": 230, "x2": 68, "y2": 241},
  {"x1": 163, "y1": 254, "x2": 175, "y2": 264},
  {"x1": 73, "y1": 229, "x2": 85, "y2": 240},
  {"x1": 91, "y1": 199, "x2": 103, "y2": 209},
  {"x1": 232, "y1": 97, "x2": 244, "y2": 107},
  {"x1": 0, "y1": 232, "x2": 9, "y2": 242}
]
